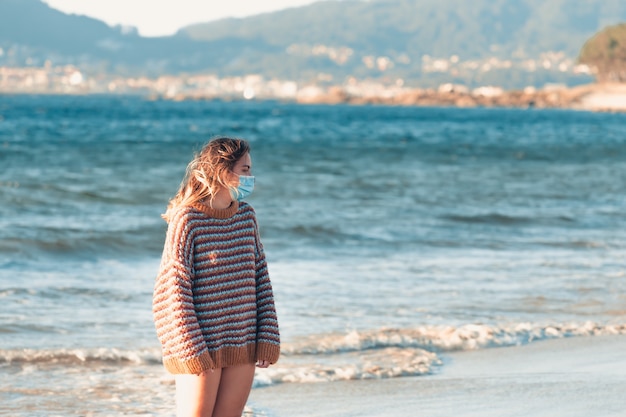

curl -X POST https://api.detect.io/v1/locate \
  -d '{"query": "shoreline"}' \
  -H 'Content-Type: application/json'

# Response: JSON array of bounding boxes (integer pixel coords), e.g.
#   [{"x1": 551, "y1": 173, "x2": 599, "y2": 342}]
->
[
  {"x1": 3, "y1": 83, "x2": 626, "y2": 113},
  {"x1": 291, "y1": 82, "x2": 626, "y2": 113},
  {"x1": 161, "y1": 82, "x2": 626, "y2": 113},
  {"x1": 248, "y1": 335, "x2": 626, "y2": 417}
]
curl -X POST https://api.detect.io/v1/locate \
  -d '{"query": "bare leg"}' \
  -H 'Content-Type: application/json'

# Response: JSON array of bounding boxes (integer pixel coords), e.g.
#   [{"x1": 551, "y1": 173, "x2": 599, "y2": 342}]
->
[
  {"x1": 211, "y1": 363, "x2": 256, "y2": 417},
  {"x1": 175, "y1": 369, "x2": 222, "y2": 417}
]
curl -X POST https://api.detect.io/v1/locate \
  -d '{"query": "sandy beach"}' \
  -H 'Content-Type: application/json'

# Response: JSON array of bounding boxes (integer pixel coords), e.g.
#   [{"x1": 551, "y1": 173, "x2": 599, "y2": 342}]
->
[{"x1": 248, "y1": 335, "x2": 626, "y2": 417}]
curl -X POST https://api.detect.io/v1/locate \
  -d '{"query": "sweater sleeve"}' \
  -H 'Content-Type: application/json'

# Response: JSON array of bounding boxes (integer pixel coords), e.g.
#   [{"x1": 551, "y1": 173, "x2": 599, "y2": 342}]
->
[
  {"x1": 152, "y1": 209, "x2": 215, "y2": 374},
  {"x1": 252, "y1": 215, "x2": 281, "y2": 364}
]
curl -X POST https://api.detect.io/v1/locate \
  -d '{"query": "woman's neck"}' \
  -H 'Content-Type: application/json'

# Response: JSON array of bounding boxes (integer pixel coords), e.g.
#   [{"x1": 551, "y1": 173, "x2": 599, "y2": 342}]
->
[{"x1": 209, "y1": 188, "x2": 234, "y2": 210}]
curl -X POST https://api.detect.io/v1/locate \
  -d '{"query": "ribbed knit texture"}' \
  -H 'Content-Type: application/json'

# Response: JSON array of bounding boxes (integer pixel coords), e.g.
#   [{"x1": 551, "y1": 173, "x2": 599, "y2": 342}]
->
[{"x1": 152, "y1": 201, "x2": 280, "y2": 375}]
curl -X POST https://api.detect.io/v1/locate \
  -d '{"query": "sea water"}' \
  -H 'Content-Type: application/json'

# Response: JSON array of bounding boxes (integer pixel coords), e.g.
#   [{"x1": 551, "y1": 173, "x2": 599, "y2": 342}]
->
[{"x1": 1, "y1": 95, "x2": 625, "y2": 416}]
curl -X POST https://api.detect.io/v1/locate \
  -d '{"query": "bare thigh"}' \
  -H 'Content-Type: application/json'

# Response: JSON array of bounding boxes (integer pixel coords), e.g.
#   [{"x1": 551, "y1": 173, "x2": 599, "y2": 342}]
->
[
  {"x1": 212, "y1": 363, "x2": 256, "y2": 417},
  {"x1": 175, "y1": 369, "x2": 222, "y2": 417}
]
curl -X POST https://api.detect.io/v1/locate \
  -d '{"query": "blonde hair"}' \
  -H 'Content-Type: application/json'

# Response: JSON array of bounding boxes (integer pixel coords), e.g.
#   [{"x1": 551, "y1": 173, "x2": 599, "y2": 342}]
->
[{"x1": 162, "y1": 137, "x2": 250, "y2": 223}]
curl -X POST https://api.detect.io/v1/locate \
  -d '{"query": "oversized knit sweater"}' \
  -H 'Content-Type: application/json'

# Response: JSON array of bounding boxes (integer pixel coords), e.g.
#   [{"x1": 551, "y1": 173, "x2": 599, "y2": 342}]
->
[{"x1": 152, "y1": 200, "x2": 280, "y2": 375}]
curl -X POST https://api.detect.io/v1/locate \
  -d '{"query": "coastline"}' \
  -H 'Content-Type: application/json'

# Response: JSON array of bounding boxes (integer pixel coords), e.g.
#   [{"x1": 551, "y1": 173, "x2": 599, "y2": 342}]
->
[
  {"x1": 3, "y1": 82, "x2": 626, "y2": 113},
  {"x1": 248, "y1": 335, "x2": 626, "y2": 417},
  {"x1": 155, "y1": 82, "x2": 626, "y2": 113},
  {"x1": 149, "y1": 83, "x2": 626, "y2": 113},
  {"x1": 290, "y1": 82, "x2": 626, "y2": 113}
]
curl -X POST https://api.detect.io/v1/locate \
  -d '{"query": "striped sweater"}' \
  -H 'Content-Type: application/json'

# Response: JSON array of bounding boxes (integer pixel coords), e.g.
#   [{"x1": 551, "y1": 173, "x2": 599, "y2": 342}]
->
[{"x1": 152, "y1": 201, "x2": 280, "y2": 374}]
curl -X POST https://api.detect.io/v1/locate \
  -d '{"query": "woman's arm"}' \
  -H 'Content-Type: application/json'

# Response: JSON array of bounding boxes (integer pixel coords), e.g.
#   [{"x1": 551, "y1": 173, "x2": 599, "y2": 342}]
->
[
  {"x1": 153, "y1": 209, "x2": 215, "y2": 374},
  {"x1": 252, "y1": 215, "x2": 281, "y2": 365}
]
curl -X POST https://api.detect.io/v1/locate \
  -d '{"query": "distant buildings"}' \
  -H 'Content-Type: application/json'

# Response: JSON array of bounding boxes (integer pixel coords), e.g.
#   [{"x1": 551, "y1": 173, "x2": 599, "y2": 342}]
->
[
  {"x1": 0, "y1": 33, "x2": 600, "y2": 98},
  {"x1": 0, "y1": 64, "x2": 89, "y2": 93},
  {"x1": 0, "y1": 46, "x2": 599, "y2": 102},
  {"x1": 285, "y1": 43, "x2": 595, "y2": 79},
  {"x1": 3, "y1": 61, "x2": 625, "y2": 112}
]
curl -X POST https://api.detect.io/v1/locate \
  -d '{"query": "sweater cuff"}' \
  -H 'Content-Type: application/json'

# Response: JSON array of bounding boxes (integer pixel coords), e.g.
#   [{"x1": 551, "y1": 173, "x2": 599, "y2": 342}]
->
[
  {"x1": 163, "y1": 351, "x2": 216, "y2": 375},
  {"x1": 256, "y1": 342, "x2": 280, "y2": 364}
]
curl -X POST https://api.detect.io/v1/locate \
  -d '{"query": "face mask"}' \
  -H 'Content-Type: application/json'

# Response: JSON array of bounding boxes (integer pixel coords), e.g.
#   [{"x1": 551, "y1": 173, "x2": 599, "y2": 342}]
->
[{"x1": 232, "y1": 175, "x2": 255, "y2": 201}]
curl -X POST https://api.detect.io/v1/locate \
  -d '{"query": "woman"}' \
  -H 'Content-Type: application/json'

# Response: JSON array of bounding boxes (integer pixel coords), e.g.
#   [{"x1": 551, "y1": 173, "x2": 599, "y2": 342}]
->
[{"x1": 153, "y1": 137, "x2": 280, "y2": 417}]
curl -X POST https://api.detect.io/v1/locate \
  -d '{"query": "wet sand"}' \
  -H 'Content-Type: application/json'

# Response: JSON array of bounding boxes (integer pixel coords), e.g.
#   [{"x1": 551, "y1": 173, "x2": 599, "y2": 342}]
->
[{"x1": 248, "y1": 335, "x2": 626, "y2": 417}]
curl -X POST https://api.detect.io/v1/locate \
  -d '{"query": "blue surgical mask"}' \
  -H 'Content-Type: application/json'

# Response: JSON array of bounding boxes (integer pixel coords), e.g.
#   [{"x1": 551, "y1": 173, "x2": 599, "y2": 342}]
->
[{"x1": 232, "y1": 175, "x2": 255, "y2": 201}]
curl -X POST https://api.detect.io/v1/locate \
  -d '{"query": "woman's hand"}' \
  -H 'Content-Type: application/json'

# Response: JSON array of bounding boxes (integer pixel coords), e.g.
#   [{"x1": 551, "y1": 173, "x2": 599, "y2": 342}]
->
[{"x1": 256, "y1": 360, "x2": 270, "y2": 368}]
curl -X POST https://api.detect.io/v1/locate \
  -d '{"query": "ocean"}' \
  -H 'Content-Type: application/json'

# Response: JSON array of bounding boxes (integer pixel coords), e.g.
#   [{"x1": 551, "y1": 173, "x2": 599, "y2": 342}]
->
[{"x1": 1, "y1": 95, "x2": 625, "y2": 416}]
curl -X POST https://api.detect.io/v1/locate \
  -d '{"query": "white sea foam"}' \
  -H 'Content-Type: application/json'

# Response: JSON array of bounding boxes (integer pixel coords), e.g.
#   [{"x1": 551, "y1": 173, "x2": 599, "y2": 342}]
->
[
  {"x1": 0, "y1": 347, "x2": 162, "y2": 367},
  {"x1": 248, "y1": 321, "x2": 626, "y2": 386},
  {"x1": 283, "y1": 322, "x2": 626, "y2": 356},
  {"x1": 4, "y1": 322, "x2": 624, "y2": 378},
  {"x1": 254, "y1": 346, "x2": 441, "y2": 386}
]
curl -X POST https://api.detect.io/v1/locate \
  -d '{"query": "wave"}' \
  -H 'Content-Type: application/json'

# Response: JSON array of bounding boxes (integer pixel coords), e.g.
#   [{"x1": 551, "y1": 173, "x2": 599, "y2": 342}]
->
[
  {"x1": 0, "y1": 348, "x2": 162, "y2": 367},
  {"x1": 0, "y1": 231, "x2": 164, "y2": 259},
  {"x1": 283, "y1": 322, "x2": 626, "y2": 356},
  {"x1": 442, "y1": 213, "x2": 533, "y2": 225},
  {"x1": 537, "y1": 240, "x2": 607, "y2": 249},
  {"x1": 253, "y1": 322, "x2": 626, "y2": 385},
  {"x1": 3, "y1": 322, "x2": 625, "y2": 386},
  {"x1": 254, "y1": 346, "x2": 440, "y2": 387},
  {"x1": 440, "y1": 213, "x2": 578, "y2": 227}
]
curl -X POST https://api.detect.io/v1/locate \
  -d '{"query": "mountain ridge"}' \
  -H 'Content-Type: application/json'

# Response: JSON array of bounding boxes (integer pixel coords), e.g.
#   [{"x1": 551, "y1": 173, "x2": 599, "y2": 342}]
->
[
  {"x1": 2, "y1": 0, "x2": 626, "y2": 87},
  {"x1": 179, "y1": 0, "x2": 626, "y2": 59}
]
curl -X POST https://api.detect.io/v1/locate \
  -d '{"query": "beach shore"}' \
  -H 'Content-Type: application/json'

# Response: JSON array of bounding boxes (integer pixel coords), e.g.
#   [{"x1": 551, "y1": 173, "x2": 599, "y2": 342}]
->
[
  {"x1": 248, "y1": 335, "x2": 626, "y2": 417},
  {"x1": 293, "y1": 83, "x2": 626, "y2": 113},
  {"x1": 158, "y1": 82, "x2": 626, "y2": 113}
]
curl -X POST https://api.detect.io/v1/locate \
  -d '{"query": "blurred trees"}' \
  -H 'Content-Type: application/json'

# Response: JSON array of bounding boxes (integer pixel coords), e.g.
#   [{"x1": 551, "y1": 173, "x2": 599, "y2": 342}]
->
[{"x1": 579, "y1": 23, "x2": 626, "y2": 82}]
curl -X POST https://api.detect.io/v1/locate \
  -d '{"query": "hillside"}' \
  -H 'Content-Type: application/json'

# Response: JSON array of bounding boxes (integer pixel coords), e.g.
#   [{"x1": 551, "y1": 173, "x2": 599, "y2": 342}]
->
[
  {"x1": 2, "y1": 0, "x2": 626, "y2": 87},
  {"x1": 180, "y1": 0, "x2": 626, "y2": 59},
  {"x1": 0, "y1": 0, "x2": 251, "y2": 75},
  {"x1": 579, "y1": 23, "x2": 626, "y2": 83},
  {"x1": 176, "y1": 0, "x2": 626, "y2": 86}
]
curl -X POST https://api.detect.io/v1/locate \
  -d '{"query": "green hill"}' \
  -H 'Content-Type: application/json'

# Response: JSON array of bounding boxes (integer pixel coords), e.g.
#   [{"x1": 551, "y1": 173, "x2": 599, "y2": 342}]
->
[
  {"x1": 180, "y1": 0, "x2": 626, "y2": 59},
  {"x1": 3, "y1": 0, "x2": 626, "y2": 87},
  {"x1": 175, "y1": 0, "x2": 626, "y2": 86},
  {"x1": 0, "y1": 0, "x2": 241, "y2": 75},
  {"x1": 579, "y1": 23, "x2": 626, "y2": 82}
]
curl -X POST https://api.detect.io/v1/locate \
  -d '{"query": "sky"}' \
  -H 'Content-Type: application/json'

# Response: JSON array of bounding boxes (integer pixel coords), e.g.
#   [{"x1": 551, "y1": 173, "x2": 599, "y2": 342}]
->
[{"x1": 43, "y1": 0, "x2": 336, "y2": 37}]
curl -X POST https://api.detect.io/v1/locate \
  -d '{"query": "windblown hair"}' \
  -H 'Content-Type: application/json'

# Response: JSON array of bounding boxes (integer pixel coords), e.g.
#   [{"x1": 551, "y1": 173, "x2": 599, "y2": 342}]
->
[{"x1": 162, "y1": 137, "x2": 250, "y2": 223}]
